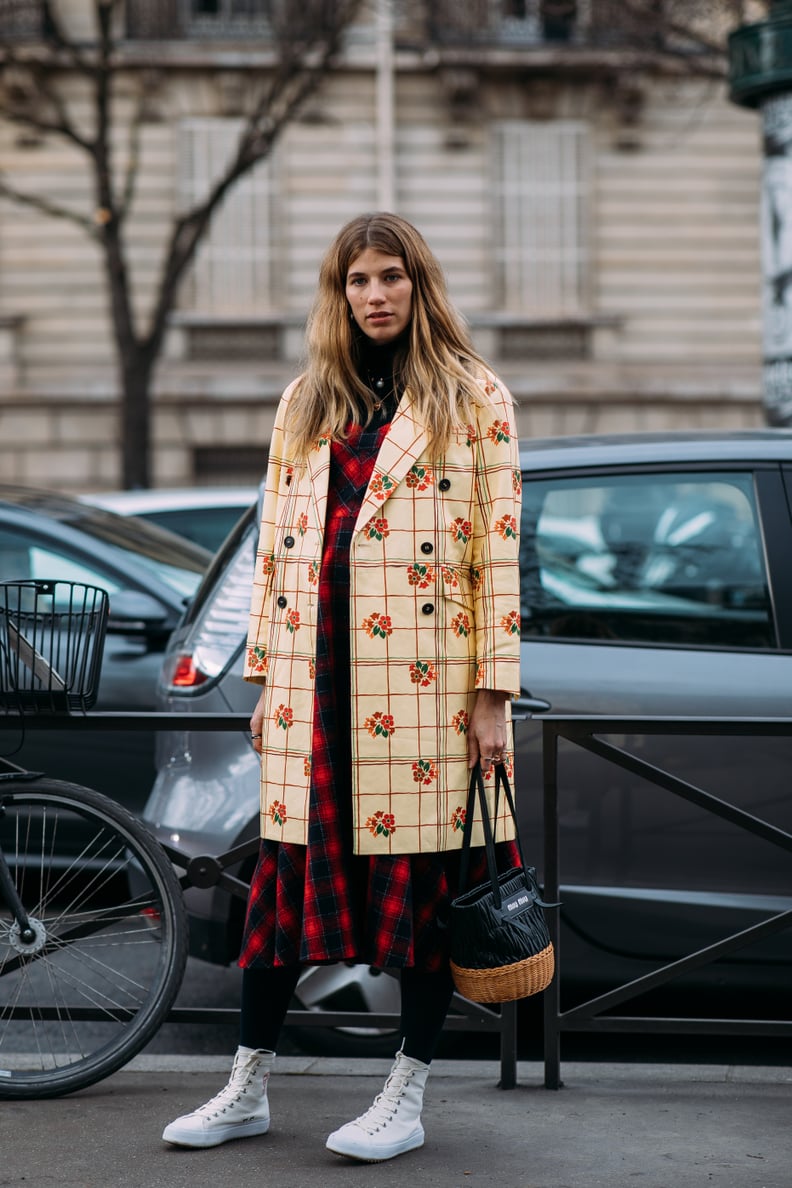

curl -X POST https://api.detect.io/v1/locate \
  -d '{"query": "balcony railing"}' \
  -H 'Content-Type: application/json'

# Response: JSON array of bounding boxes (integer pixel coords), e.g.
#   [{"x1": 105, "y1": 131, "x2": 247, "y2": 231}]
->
[
  {"x1": 430, "y1": 0, "x2": 567, "y2": 45},
  {"x1": 127, "y1": 0, "x2": 270, "y2": 40},
  {"x1": 0, "y1": 1, "x2": 684, "y2": 55},
  {"x1": 428, "y1": 1, "x2": 670, "y2": 49},
  {"x1": 126, "y1": 0, "x2": 338, "y2": 42},
  {"x1": 0, "y1": 0, "x2": 44, "y2": 40}
]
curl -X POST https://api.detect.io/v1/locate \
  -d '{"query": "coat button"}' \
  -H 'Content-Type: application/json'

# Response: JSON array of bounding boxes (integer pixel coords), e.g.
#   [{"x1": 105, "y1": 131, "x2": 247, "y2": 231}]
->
[
  {"x1": 420, "y1": 541, "x2": 433, "y2": 555},
  {"x1": 422, "y1": 603, "x2": 434, "y2": 615},
  {"x1": 277, "y1": 596, "x2": 287, "y2": 608},
  {"x1": 438, "y1": 478, "x2": 451, "y2": 491},
  {"x1": 284, "y1": 535, "x2": 295, "y2": 548}
]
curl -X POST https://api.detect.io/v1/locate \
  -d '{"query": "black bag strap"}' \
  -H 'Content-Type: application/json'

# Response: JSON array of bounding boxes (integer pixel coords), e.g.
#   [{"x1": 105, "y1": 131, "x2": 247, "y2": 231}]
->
[
  {"x1": 458, "y1": 763, "x2": 523, "y2": 909},
  {"x1": 458, "y1": 763, "x2": 559, "y2": 911}
]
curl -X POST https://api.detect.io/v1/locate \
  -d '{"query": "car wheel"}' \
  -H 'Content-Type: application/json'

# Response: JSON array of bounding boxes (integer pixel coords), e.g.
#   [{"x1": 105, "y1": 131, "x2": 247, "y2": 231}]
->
[{"x1": 286, "y1": 963, "x2": 401, "y2": 1058}]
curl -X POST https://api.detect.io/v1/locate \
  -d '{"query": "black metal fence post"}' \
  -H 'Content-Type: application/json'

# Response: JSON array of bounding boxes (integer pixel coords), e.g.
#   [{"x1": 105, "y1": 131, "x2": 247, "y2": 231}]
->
[{"x1": 542, "y1": 718, "x2": 562, "y2": 1089}]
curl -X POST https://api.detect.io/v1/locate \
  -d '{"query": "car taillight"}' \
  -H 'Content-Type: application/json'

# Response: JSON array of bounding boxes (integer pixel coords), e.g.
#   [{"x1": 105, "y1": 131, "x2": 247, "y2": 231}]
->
[
  {"x1": 171, "y1": 655, "x2": 209, "y2": 687},
  {"x1": 161, "y1": 528, "x2": 255, "y2": 691}
]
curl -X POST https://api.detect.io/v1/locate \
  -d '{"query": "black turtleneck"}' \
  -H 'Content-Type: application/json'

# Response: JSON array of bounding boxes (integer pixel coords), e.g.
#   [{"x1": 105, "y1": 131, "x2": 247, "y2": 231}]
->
[{"x1": 354, "y1": 329, "x2": 408, "y2": 423}]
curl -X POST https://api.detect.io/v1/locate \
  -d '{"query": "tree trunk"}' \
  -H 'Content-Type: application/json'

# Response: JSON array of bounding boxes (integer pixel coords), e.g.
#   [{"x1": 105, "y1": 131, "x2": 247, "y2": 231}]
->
[{"x1": 120, "y1": 351, "x2": 154, "y2": 489}]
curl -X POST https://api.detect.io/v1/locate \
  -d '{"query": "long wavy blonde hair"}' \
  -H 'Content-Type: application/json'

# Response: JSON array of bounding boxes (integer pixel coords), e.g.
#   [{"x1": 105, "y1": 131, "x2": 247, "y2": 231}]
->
[{"x1": 286, "y1": 212, "x2": 491, "y2": 459}]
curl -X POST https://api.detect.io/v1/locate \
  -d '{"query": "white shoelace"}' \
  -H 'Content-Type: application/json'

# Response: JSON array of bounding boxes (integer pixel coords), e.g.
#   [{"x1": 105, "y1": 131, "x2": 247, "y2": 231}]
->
[
  {"x1": 193, "y1": 1074, "x2": 264, "y2": 1119},
  {"x1": 351, "y1": 1069, "x2": 413, "y2": 1134}
]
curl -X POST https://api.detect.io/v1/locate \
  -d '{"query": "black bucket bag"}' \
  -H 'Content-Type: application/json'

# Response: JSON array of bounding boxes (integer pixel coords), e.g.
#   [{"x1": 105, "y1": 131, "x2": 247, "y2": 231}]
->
[{"x1": 449, "y1": 763, "x2": 557, "y2": 1003}]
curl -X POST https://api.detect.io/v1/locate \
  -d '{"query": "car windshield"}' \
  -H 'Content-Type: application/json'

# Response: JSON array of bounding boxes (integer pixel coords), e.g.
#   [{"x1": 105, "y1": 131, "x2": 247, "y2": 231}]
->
[
  {"x1": 0, "y1": 489, "x2": 211, "y2": 600},
  {"x1": 74, "y1": 513, "x2": 210, "y2": 599}
]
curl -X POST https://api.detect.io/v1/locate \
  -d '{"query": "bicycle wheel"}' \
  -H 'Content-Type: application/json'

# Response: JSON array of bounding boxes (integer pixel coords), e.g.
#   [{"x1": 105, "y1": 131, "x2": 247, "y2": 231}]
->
[{"x1": 0, "y1": 778, "x2": 188, "y2": 1098}]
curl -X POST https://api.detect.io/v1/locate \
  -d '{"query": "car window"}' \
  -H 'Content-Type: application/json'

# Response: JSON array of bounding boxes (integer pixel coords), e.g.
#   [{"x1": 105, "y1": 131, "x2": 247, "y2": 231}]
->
[
  {"x1": 0, "y1": 529, "x2": 123, "y2": 596},
  {"x1": 140, "y1": 506, "x2": 249, "y2": 552},
  {"x1": 520, "y1": 471, "x2": 775, "y2": 650}
]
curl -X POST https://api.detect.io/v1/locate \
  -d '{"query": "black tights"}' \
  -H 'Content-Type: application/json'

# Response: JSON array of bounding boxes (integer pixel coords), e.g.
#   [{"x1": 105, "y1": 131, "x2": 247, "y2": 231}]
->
[{"x1": 239, "y1": 964, "x2": 455, "y2": 1065}]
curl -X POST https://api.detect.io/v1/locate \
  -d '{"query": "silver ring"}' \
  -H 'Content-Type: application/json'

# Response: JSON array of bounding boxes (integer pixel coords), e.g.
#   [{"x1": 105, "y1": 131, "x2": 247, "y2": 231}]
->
[{"x1": 251, "y1": 733, "x2": 262, "y2": 739}]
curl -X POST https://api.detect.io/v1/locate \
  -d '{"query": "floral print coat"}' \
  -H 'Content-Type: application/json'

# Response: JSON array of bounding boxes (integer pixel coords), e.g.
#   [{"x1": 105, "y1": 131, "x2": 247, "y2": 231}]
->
[{"x1": 245, "y1": 374, "x2": 522, "y2": 855}]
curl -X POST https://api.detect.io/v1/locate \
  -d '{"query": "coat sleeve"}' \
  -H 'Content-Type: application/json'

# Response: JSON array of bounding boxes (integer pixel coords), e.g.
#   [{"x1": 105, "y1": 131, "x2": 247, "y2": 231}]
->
[
  {"x1": 243, "y1": 380, "x2": 298, "y2": 685},
  {"x1": 470, "y1": 376, "x2": 522, "y2": 696}
]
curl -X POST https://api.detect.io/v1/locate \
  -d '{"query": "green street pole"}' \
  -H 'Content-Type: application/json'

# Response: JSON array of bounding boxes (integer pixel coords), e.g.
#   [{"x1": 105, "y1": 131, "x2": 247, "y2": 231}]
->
[{"x1": 730, "y1": 0, "x2": 792, "y2": 425}]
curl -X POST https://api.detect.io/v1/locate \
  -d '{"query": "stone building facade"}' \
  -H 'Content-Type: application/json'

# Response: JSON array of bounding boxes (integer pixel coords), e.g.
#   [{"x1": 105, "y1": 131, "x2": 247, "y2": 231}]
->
[{"x1": 0, "y1": 1, "x2": 765, "y2": 491}]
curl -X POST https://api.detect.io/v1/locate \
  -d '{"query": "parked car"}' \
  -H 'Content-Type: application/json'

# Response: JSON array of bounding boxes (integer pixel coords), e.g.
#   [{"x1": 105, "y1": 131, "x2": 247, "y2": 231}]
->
[
  {"x1": 81, "y1": 487, "x2": 258, "y2": 553},
  {"x1": 142, "y1": 431, "x2": 792, "y2": 1047},
  {"x1": 0, "y1": 486, "x2": 211, "y2": 813}
]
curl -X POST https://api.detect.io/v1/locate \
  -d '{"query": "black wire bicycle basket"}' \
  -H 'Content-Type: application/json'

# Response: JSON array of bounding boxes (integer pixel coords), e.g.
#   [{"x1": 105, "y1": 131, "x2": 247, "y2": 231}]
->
[{"x1": 0, "y1": 580, "x2": 109, "y2": 712}]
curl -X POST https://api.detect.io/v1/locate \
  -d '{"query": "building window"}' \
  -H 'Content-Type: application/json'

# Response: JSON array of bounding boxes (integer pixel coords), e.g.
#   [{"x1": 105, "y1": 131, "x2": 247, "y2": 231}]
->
[
  {"x1": 178, "y1": 119, "x2": 278, "y2": 315},
  {"x1": 494, "y1": 120, "x2": 590, "y2": 317},
  {"x1": 185, "y1": 0, "x2": 272, "y2": 35},
  {"x1": 194, "y1": 445, "x2": 269, "y2": 486}
]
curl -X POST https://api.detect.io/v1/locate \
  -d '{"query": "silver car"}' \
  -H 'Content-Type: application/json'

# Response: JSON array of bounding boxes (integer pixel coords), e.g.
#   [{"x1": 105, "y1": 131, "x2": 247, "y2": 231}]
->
[{"x1": 143, "y1": 431, "x2": 792, "y2": 1047}]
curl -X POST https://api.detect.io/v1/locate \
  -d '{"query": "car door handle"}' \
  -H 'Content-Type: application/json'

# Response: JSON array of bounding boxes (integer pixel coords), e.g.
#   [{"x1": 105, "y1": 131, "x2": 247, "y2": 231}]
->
[{"x1": 512, "y1": 689, "x2": 552, "y2": 720}]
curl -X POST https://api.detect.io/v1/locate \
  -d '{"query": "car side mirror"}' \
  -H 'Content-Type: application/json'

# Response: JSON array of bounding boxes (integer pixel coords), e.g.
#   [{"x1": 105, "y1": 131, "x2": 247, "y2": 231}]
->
[{"x1": 107, "y1": 590, "x2": 169, "y2": 636}]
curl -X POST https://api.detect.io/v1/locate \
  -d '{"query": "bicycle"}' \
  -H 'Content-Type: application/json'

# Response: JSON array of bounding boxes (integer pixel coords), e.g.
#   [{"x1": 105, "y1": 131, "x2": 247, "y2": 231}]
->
[{"x1": 0, "y1": 580, "x2": 188, "y2": 1099}]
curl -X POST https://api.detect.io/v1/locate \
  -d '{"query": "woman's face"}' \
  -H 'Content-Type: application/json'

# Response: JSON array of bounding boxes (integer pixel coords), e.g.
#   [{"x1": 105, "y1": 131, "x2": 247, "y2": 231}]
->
[{"x1": 345, "y1": 248, "x2": 413, "y2": 344}]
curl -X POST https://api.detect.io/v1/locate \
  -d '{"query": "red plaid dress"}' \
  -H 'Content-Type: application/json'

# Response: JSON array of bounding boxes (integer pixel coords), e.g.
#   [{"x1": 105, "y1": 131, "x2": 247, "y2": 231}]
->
[{"x1": 239, "y1": 413, "x2": 519, "y2": 972}]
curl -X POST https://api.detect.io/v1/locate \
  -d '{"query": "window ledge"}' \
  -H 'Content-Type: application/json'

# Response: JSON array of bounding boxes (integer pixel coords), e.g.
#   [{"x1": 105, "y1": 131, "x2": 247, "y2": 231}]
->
[
  {"x1": 466, "y1": 312, "x2": 622, "y2": 330},
  {"x1": 168, "y1": 311, "x2": 304, "y2": 328}
]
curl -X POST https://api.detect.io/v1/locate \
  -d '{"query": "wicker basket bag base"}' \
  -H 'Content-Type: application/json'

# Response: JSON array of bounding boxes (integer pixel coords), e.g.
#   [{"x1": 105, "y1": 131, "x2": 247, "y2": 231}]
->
[{"x1": 450, "y1": 942, "x2": 555, "y2": 1004}]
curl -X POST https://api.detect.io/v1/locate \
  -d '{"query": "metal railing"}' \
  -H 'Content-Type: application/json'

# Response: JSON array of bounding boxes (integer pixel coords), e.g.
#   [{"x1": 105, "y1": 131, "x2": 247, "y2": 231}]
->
[
  {"x1": 5, "y1": 710, "x2": 791, "y2": 1090},
  {"x1": 541, "y1": 715, "x2": 792, "y2": 1089},
  {"x1": 1, "y1": 710, "x2": 520, "y2": 1088}
]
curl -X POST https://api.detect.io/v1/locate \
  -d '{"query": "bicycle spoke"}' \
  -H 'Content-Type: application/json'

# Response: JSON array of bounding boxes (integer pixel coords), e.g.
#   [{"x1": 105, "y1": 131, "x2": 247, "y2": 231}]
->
[{"x1": 0, "y1": 781, "x2": 187, "y2": 1097}]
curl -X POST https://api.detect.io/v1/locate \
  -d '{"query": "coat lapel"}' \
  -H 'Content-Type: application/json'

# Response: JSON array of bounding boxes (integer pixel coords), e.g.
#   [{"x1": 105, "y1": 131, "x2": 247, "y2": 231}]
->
[{"x1": 352, "y1": 389, "x2": 431, "y2": 536}]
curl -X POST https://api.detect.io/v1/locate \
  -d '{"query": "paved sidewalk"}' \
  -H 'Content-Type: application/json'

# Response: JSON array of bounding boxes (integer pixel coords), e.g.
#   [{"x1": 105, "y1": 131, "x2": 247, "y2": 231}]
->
[{"x1": 4, "y1": 1056, "x2": 790, "y2": 1188}]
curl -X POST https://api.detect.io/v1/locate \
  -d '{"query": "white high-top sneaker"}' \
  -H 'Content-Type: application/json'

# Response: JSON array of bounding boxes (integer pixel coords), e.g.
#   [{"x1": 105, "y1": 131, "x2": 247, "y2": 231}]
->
[
  {"x1": 325, "y1": 1048, "x2": 429, "y2": 1162},
  {"x1": 162, "y1": 1046, "x2": 274, "y2": 1148}
]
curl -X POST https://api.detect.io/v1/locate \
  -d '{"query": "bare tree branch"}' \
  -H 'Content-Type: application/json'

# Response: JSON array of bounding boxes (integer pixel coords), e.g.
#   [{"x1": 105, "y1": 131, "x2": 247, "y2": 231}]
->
[
  {"x1": 608, "y1": 0, "x2": 729, "y2": 74},
  {"x1": 0, "y1": 100, "x2": 94, "y2": 147},
  {"x1": 31, "y1": 61, "x2": 93, "y2": 145},
  {"x1": 142, "y1": 0, "x2": 363, "y2": 355},
  {"x1": 0, "y1": 0, "x2": 361, "y2": 485},
  {"x1": 0, "y1": 175, "x2": 98, "y2": 236},
  {"x1": 118, "y1": 90, "x2": 145, "y2": 223},
  {"x1": 39, "y1": 0, "x2": 96, "y2": 77},
  {"x1": 0, "y1": 39, "x2": 95, "y2": 152}
]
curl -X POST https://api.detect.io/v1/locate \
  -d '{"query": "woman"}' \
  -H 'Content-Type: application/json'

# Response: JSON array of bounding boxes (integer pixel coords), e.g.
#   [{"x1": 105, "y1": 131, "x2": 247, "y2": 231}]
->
[{"x1": 163, "y1": 213, "x2": 522, "y2": 1161}]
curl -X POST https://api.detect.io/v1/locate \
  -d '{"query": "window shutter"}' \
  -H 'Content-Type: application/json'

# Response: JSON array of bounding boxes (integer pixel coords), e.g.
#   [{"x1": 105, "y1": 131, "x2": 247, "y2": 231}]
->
[
  {"x1": 178, "y1": 119, "x2": 277, "y2": 314},
  {"x1": 495, "y1": 120, "x2": 590, "y2": 316}
]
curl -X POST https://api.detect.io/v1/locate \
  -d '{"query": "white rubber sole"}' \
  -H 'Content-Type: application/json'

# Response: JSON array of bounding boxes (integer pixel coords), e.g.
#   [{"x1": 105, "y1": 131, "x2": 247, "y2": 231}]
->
[
  {"x1": 325, "y1": 1125, "x2": 425, "y2": 1163},
  {"x1": 162, "y1": 1116, "x2": 270, "y2": 1149}
]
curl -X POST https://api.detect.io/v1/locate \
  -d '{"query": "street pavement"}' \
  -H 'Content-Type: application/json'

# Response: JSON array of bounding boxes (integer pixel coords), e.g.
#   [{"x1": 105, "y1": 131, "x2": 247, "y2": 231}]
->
[{"x1": 4, "y1": 1055, "x2": 790, "y2": 1188}]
